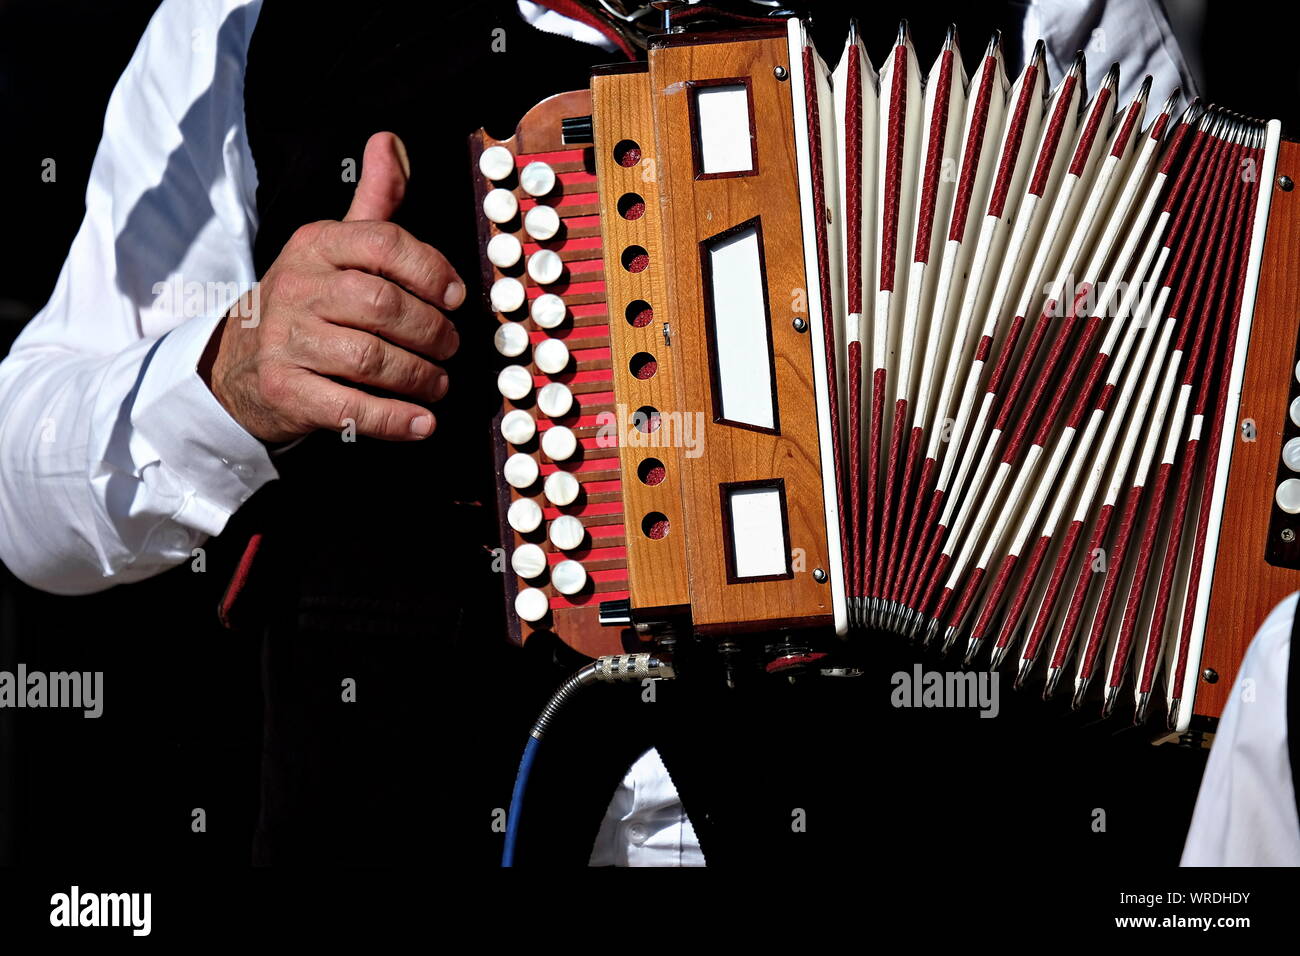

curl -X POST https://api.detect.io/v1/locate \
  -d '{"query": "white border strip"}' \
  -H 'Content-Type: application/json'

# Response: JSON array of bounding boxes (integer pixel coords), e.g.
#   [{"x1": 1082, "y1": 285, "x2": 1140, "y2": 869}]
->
[
  {"x1": 1176, "y1": 119, "x2": 1281, "y2": 731},
  {"x1": 786, "y1": 18, "x2": 848, "y2": 635}
]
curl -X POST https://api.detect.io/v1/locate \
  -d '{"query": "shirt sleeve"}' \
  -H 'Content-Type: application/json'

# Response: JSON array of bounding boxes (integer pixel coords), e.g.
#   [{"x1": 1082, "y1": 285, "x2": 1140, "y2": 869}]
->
[
  {"x1": 1025, "y1": 0, "x2": 1201, "y2": 105},
  {"x1": 1181, "y1": 592, "x2": 1300, "y2": 866},
  {"x1": 0, "y1": 0, "x2": 273, "y2": 595}
]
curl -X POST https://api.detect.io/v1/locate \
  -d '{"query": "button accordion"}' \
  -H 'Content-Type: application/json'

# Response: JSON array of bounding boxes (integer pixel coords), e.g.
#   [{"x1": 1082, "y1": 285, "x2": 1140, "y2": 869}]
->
[{"x1": 470, "y1": 16, "x2": 1300, "y2": 733}]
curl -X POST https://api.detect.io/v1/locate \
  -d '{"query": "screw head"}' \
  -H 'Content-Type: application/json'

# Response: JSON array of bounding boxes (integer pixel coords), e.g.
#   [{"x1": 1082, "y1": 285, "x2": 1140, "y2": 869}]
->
[
  {"x1": 774, "y1": 65, "x2": 789, "y2": 81},
  {"x1": 812, "y1": 567, "x2": 827, "y2": 583},
  {"x1": 792, "y1": 317, "x2": 808, "y2": 333},
  {"x1": 1284, "y1": 528, "x2": 1296, "y2": 543},
  {"x1": 1202, "y1": 668, "x2": 1219, "y2": 684},
  {"x1": 1280, "y1": 175, "x2": 1294, "y2": 192}
]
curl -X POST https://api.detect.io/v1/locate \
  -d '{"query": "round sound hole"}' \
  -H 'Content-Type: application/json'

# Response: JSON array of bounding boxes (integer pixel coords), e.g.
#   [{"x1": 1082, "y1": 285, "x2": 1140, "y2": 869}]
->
[
  {"x1": 638, "y1": 458, "x2": 666, "y2": 487},
  {"x1": 632, "y1": 406, "x2": 661, "y2": 434},
  {"x1": 618, "y1": 192, "x2": 646, "y2": 220},
  {"x1": 629, "y1": 352, "x2": 657, "y2": 380},
  {"x1": 621, "y1": 245, "x2": 650, "y2": 274},
  {"x1": 641, "y1": 512, "x2": 670, "y2": 540},
  {"x1": 613, "y1": 139, "x2": 642, "y2": 167},
  {"x1": 626, "y1": 300, "x2": 653, "y2": 328}
]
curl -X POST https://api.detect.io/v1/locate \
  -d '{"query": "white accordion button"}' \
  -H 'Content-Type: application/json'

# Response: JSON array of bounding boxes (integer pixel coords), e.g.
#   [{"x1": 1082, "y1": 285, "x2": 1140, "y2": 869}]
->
[
  {"x1": 1285, "y1": 437, "x2": 1300, "y2": 473},
  {"x1": 506, "y1": 496, "x2": 543, "y2": 534},
  {"x1": 503, "y1": 452, "x2": 539, "y2": 489},
  {"x1": 534, "y1": 338, "x2": 570, "y2": 375},
  {"x1": 551, "y1": 559, "x2": 587, "y2": 596},
  {"x1": 548, "y1": 514, "x2": 585, "y2": 551},
  {"x1": 500, "y1": 408, "x2": 536, "y2": 446},
  {"x1": 544, "y1": 470, "x2": 581, "y2": 506},
  {"x1": 537, "y1": 382, "x2": 573, "y2": 419},
  {"x1": 510, "y1": 542, "x2": 548, "y2": 579},
  {"x1": 483, "y1": 188, "x2": 518, "y2": 224},
  {"x1": 514, "y1": 587, "x2": 550, "y2": 623},
  {"x1": 487, "y1": 232, "x2": 522, "y2": 269},
  {"x1": 489, "y1": 277, "x2": 526, "y2": 313},
  {"x1": 1292, "y1": 396, "x2": 1300, "y2": 428},
  {"x1": 527, "y1": 249, "x2": 564, "y2": 286},
  {"x1": 479, "y1": 145, "x2": 515, "y2": 181},
  {"x1": 497, "y1": 364, "x2": 533, "y2": 401},
  {"x1": 531, "y1": 293, "x2": 567, "y2": 329},
  {"x1": 542, "y1": 425, "x2": 577, "y2": 462},
  {"x1": 524, "y1": 204, "x2": 560, "y2": 241},
  {"x1": 519, "y1": 161, "x2": 556, "y2": 198},
  {"x1": 1277, "y1": 478, "x2": 1300, "y2": 514},
  {"x1": 493, "y1": 322, "x2": 530, "y2": 358}
]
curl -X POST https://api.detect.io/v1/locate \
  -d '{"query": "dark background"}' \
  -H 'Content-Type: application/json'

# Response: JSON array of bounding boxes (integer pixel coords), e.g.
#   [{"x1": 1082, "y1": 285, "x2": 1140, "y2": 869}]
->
[{"x1": 0, "y1": 0, "x2": 1291, "y2": 883}]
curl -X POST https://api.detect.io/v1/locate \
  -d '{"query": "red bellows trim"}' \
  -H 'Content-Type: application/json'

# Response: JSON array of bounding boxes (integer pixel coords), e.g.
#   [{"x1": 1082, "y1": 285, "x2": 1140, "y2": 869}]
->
[
  {"x1": 865, "y1": 366, "x2": 887, "y2": 595},
  {"x1": 1078, "y1": 482, "x2": 1148, "y2": 680},
  {"x1": 1068, "y1": 88, "x2": 1112, "y2": 176},
  {"x1": 846, "y1": 51, "x2": 864, "y2": 314},
  {"x1": 1020, "y1": 519, "x2": 1085, "y2": 664},
  {"x1": 844, "y1": 50, "x2": 864, "y2": 598},
  {"x1": 948, "y1": 56, "x2": 998, "y2": 242},
  {"x1": 879, "y1": 397, "x2": 910, "y2": 597},
  {"x1": 879, "y1": 43, "x2": 908, "y2": 291},
  {"x1": 972, "y1": 554, "x2": 1019, "y2": 639},
  {"x1": 847, "y1": 341, "x2": 863, "y2": 595},
  {"x1": 884, "y1": 428, "x2": 927, "y2": 603},
  {"x1": 1028, "y1": 76, "x2": 1077, "y2": 196},
  {"x1": 1109, "y1": 93, "x2": 1146, "y2": 158},
  {"x1": 946, "y1": 565, "x2": 986, "y2": 628},
  {"x1": 1108, "y1": 461, "x2": 1177, "y2": 690},
  {"x1": 1049, "y1": 503, "x2": 1116, "y2": 670},
  {"x1": 983, "y1": 312, "x2": 1028, "y2": 394},
  {"x1": 998, "y1": 533, "x2": 1055, "y2": 653},
  {"x1": 986, "y1": 64, "x2": 1037, "y2": 218},
  {"x1": 913, "y1": 50, "x2": 954, "y2": 263}
]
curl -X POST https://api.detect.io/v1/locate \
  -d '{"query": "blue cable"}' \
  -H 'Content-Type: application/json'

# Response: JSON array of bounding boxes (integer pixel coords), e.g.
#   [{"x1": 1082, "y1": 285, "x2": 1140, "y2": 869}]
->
[
  {"x1": 500, "y1": 656, "x2": 672, "y2": 866},
  {"x1": 502, "y1": 735, "x2": 541, "y2": 867}
]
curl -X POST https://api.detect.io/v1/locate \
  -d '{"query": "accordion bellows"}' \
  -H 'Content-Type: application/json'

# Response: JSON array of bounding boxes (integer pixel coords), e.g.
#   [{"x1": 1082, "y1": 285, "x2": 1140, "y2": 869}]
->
[{"x1": 472, "y1": 17, "x2": 1300, "y2": 733}]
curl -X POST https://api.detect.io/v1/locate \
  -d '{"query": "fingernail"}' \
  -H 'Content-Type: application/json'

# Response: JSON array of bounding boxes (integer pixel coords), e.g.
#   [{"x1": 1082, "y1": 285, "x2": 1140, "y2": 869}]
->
[
  {"x1": 410, "y1": 415, "x2": 434, "y2": 437},
  {"x1": 392, "y1": 134, "x2": 411, "y2": 179},
  {"x1": 444, "y1": 280, "x2": 465, "y2": 309}
]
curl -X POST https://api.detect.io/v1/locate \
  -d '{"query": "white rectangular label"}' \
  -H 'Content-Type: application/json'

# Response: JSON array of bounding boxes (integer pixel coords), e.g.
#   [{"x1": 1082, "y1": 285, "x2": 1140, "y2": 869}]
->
[
  {"x1": 695, "y1": 84, "x2": 754, "y2": 175},
  {"x1": 707, "y1": 224, "x2": 775, "y2": 430},
  {"x1": 727, "y1": 485, "x2": 788, "y2": 579}
]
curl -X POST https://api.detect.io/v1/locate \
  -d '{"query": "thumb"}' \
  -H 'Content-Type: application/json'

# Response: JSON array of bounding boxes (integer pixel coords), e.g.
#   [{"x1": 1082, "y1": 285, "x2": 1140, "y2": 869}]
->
[{"x1": 344, "y1": 131, "x2": 410, "y2": 222}]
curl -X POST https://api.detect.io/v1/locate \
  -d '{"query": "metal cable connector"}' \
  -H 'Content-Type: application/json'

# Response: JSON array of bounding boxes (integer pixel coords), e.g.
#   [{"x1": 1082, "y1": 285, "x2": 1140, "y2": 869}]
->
[
  {"x1": 529, "y1": 653, "x2": 675, "y2": 740},
  {"x1": 592, "y1": 653, "x2": 676, "y2": 682}
]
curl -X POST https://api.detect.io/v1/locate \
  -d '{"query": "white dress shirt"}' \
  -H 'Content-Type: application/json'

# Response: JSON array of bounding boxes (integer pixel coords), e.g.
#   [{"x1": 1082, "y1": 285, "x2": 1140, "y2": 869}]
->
[
  {"x1": 1026, "y1": 0, "x2": 1199, "y2": 104},
  {"x1": 0, "y1": 0, "x2": 271, "y2": 594},
  {"x1": 589, "y1": 748, "x2": 705, "y2": 866},
  {"x1": 1182, "y1": 593, "x2": 1300, "y2": 866}
]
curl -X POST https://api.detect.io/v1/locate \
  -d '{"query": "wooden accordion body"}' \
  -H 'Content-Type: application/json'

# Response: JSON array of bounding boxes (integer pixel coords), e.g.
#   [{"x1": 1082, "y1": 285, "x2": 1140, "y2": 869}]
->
[{"x1": 470, "y1": 17, "x2": 1300, "y2": 733}]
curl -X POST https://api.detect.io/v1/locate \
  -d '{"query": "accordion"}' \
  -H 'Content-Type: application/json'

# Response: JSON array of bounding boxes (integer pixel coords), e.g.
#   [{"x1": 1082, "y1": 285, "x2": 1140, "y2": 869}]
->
[{"x1": 469, "y1": 15, "x2": 1300, "y2": 733}]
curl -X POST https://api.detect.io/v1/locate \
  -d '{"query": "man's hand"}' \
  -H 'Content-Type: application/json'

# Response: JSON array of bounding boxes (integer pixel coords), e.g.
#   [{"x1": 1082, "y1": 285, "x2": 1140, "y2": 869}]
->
[{"x1": 204, "y1": 131, "x2": 464, "y2": 443}]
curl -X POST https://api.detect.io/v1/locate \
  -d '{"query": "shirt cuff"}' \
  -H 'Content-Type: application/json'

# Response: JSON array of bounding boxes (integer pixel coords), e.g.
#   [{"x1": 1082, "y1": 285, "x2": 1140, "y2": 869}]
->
[{"x1": 130, "y1": 313, "x2": 279, "y2": 534}]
